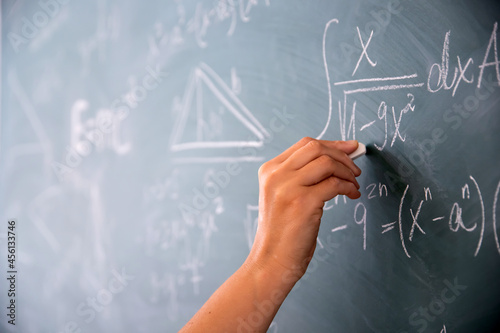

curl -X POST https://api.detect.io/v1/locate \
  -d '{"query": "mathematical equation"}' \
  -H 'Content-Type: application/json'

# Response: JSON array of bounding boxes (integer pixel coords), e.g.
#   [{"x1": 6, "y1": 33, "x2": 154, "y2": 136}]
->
[
  {"x1": 147, "y1": 0, "x2": 270, "y2": 54},
  {"x1": 139, "y1": 168, "x2": 225, "y2": 321},
  {"x1": 319, "y1": 19, "x2": 500, "y2": 150},
  {"x1": 328, "y1": 176, "x2": 500, "y2": 258}
]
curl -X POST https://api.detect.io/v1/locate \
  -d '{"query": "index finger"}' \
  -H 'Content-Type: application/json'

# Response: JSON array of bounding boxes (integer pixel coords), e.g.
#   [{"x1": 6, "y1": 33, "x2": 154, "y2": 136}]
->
[
  {"x1": 284, "y1": 139, "x2": 361, "y2": 176},
  {"x1": 272, "y1": 137, "x2": 359, "y2": 164},
  {"x1": 271, "y1": 137, "x2": 316, "y2": 165}
]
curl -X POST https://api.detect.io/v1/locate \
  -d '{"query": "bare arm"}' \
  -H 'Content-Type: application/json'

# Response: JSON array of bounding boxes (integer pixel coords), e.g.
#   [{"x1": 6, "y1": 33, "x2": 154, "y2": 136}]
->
[{"x1": 180, "y1": 137, "x2": 362, "y2": 333}]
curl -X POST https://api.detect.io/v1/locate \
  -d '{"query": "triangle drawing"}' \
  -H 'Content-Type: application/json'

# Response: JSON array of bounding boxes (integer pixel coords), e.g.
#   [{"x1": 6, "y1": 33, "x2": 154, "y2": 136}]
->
[{"x1": 170, "y1": 62, "x2": 270, "y2": 153}]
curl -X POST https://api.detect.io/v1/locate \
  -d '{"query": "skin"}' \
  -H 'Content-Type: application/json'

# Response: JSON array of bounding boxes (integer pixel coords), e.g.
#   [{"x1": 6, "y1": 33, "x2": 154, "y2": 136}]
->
[{"x1": 180, "y1": 138, "x2": 362, "y2": 333}]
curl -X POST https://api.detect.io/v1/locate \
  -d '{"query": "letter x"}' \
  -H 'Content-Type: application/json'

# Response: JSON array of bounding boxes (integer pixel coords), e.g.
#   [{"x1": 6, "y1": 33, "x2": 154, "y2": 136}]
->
[
  {"x1": 353, "y1": 27, "x2": 377, "y2": 76},
  {"x1": 409, "y1": 200, "x2": 425, "y2": 241},
  {"x1": 391, "y1": 106, "x2": 406, "y2": 146},
  {"x1": 452, "y1": 56, "x2": 474, "y2": 96}
]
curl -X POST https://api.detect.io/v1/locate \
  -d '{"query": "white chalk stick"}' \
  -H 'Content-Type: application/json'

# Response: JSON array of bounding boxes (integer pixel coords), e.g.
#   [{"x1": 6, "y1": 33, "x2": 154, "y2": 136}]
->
[{"x1": 349, "y1": 143, "x2": 366, "y2": 160}]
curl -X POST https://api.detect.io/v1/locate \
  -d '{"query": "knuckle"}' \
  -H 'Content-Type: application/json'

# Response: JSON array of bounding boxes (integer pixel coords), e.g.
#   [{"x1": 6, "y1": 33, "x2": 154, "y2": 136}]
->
[
  {"x1": 305, "y1": 139, "x2": 322, "y2": 154},
  {"x1": 258, "y1": 161, "x2": 275, "y2": 184},
  {"x1": 267, "y1": 168, "x2": 281, "y2": 184},
  {"x1": 258, "y1": 162, "x2": 269, "y2": 178},
  {"x1": 299, "y1": 136, "x2": 314, "y2": 145},
  {"x1": 318, "y1": 154, "x2": 335, "y2": 168},
  {"x1": 327, "y1": 176, "x2": 341, "y2": 188},
  {"x1": 259, "y1": 163, "x2": 282, "y2": 187}
]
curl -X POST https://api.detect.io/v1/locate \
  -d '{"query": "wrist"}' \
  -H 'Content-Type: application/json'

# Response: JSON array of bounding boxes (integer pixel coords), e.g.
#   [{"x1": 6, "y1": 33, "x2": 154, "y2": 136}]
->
[{"x1": 243, "y1": 241, "x2": 302, "y2": 297}]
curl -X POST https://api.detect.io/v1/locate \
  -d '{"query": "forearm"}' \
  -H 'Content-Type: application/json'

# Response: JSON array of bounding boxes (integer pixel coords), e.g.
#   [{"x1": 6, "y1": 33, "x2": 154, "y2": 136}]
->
[{"x1": 180, "y1": 249, "x2": 298, "y2": 333}]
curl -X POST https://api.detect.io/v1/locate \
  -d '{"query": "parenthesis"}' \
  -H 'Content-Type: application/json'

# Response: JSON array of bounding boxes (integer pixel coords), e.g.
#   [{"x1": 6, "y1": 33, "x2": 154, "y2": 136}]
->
[
  {"x1": 399, "y1": 185, "x2": 411, "y2": 258},
  {"x1": 470, "y1": 175, "x2": 485, "y2": 257},
  {"x1": 493, "y1": 180, "x2": 500, "y2": 255}
]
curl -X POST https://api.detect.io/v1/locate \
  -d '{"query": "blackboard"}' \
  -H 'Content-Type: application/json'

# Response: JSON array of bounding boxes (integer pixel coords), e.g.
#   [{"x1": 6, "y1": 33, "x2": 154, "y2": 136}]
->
[{"x1": 1, "y1": 0, "x2": 500, "y2": 332}]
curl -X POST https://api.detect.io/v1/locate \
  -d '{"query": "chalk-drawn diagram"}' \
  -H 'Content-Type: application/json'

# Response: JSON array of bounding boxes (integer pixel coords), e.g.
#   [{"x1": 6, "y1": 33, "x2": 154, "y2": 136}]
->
[{"x1": 170, "y1": 62, "x2": 270, "y2": 162}]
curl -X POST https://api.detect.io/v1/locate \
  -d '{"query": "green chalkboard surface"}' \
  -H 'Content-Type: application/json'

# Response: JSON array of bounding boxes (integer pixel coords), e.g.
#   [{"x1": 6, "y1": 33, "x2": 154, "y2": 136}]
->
[{"x1": 1, "y1": 0, "x2": 500, "y2": 332}]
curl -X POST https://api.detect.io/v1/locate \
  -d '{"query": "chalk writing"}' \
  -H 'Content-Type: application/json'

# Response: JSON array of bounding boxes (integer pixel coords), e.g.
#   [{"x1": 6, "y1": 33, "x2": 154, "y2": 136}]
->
[
  {"x1": 319, "y1": 18, "x2": 499, "y2": 155},
  {"x1": 352, "y1": 27, "x2": 377, "y2": 76},
  {"x1": 319, "y1": 19, "x2": 425, "y2": 147},
  {"x1": 330, "y1": 177, "x2": 500, "y2": 258},
  {"x1": 354, "y1": 202, "x2": 367, "y2": 250},
  {"x1": 425, "y1": 22, "x2": 500, "y2": 94},
  {"x1": 147, "y1": 0, "x2": 270, "y2": 54},
  {"x1": 70, "y1": 99, "x2": 130, "y2": 156},
  {"x1": 366, "y1": 182, "x2": 389, "y2": 200},
  {"x1": 494, "y1": 181, "x2": 500, "y2": 255}
]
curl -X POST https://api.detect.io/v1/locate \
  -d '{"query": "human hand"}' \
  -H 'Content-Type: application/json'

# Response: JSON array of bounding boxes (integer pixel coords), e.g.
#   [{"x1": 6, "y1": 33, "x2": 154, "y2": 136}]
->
[
  {"x1": 180, "y1": 138, "x2": 363, "y2": 333},
  {"x1": 248, "y1": 137, "x2": 362, "y2": 281}
]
